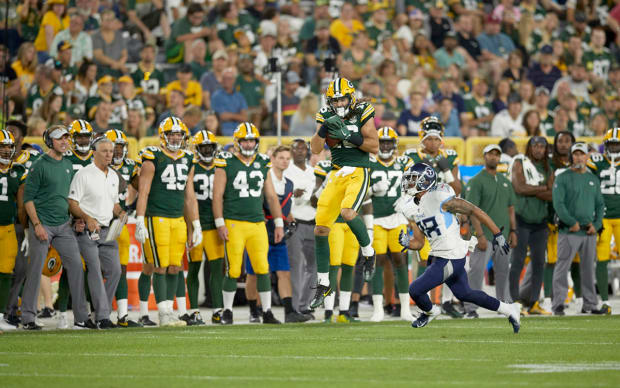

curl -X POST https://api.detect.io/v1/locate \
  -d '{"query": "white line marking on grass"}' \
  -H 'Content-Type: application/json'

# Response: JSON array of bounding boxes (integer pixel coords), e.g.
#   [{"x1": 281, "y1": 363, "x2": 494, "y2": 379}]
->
[
  {"x1": 509, "y1": 363, "x2": 620, "y2": 374},
  {"x1": 0, "y1": 364, "x2": 8, "y2": 367}
]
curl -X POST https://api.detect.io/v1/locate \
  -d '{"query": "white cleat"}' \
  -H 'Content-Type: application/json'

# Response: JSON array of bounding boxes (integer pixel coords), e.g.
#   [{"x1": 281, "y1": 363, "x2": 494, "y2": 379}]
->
[
  {"x1": 508, "y1": 303, "x2": 521, "y2": 334},
  {"x1": 169, "y1": 312, "x2": 187, "y2": 327},
  {"x1": 370, "y1": 308, "x2": 384, "y2": 322},
  {"x1": 57, "y1": 313, "x2": 69, "y2": 330},
  {"x1": 159, "y1": 311, "x2": 172, "y2": 327},
  {"x1": 0, "y1": 316, "x2": 17, "y2": 331}
]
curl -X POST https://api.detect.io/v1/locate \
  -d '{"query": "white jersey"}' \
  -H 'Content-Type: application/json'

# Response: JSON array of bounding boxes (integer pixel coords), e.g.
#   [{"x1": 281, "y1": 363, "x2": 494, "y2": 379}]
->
[{"x1": 411, "y1": 183, "x2": 469, "y2": 260}]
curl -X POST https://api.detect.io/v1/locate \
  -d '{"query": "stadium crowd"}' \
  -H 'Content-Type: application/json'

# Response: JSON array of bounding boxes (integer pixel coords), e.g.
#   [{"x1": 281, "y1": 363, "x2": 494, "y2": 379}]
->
[{"x1": 0, "y1": 0, "x2": 619, "y2": 331}]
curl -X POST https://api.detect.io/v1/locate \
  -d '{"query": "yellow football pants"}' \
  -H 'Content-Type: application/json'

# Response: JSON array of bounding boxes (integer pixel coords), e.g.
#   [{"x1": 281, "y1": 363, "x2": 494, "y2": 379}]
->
[
  {"x1": 597, "y1": 218, "x2": 620, "y2": 262},
  {"x1": 190, "y1": 229, "x2": 225, "y2": 262},
  {"x1": 117, "y1": 224, "x2": 130, "y2": 266},
  {"x1": 143, "y1": 216, "x2": 187, "y2": 268},
  {"x1": 373, "y1": 224, "x2": 407, "y2": 255},
  {"x1": 224, "y1": 219, "x2": 269, "y2": 278},
  {"x1": 316, "y1": 167, "x2": 370, "y2": 229},
  {"x1": 329, "y1": 222, "x2": 360, "y2": 266},
  {"x1": 0, "y1": 224, "x2": 17, "y2": 273}
]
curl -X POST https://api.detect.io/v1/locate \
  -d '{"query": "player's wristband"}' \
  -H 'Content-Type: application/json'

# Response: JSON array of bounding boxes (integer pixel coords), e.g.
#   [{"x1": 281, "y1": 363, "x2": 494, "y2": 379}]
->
[
  {"x1": 348, "y1": 133, "x2": 363, "y2": 147},
  {"x1": 274, "y1": 218, "x2": 284, "y2": 228},
  {"x1": 215, "y1": 218, "x2": 225, "y2": 228},
  {"x1": 317, "y1": 124, "x2": 328, "y2": 138}
]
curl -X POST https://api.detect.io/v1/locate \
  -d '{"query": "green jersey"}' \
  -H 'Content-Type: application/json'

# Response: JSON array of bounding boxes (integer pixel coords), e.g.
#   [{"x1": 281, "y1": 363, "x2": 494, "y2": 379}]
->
[
  {"x1": 464, "y1": 94, "x2": 493, "y2": 132},
  {"x1": 139, "y1": 146, "x2": 194, "y2": 218},
  {"x1": 583, "y1": 47, "x2": 614, "y2": 80},
  {"x1": 26, "y1": 84, "x2": 63, "y2": 115},
  {"x1": 85, "y1": 96, "x2": 124, "y2": 129},
  {"x1": 131, "y1": 64, "x2": 165, "y2": 95},
  {"x1": 64, "y1": 150, "x2": 93, "y2": 173},
  {"x1": 316, "y1": 102, "x2": 375, "y2": 169},
  {"x1": 111, "y1": 158, "x2": 139, "y2": 210},
  {"x1": 314, "y1": 159, "x2": 344, "y2": 224},
  {"x1": 587, "y1": 153, "x2": 620, "y2": 219},
  {"x1": 214, "y1": 151, "x2": 270, "y2": 223},
  {"x1": 369, "y1": 155, "x2": 414, "y2": 218},
  {"x1": 14, "y1": 149, "x2": 41, "y2": 170},
  {"x1": 404, "y1": 148, "x2": 460, "y2": 185},
  {"x1": 235, "y1": 75, "x2": 264, "y2": 108},
  {"x1": 193, "y1": 160, "x2": 216, "y2": 230},
  {"x1": 0, "y1": 162, "x2": 27, "y2": 225}
]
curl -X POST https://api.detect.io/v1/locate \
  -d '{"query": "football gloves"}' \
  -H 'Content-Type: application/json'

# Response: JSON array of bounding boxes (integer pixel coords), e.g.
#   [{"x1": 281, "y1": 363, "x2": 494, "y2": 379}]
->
[
  {"x1": 21, "y1": 229, "x2": 29, "y2": 255},
  {"x1": 326, "y1": 115, "x2": 351, "y2": 141},
  {"x1": 135, "y1": 216, "x2": 148, "y2": 244},
  {"x1": 436, "y1": 157, "x2": 452, "y2": 172},
  {"x1": 398, "y1": 229, "x2": 411, "y2": 252},
  {"x1": 492, "y1": 230, "x2": 510, "y2": 255},
  {"x1": 191, "y1": 220, "x2": 203, "y2": 248},
  {"x1": 371, "y1": 180, "x2": 389, "y2": 196}
]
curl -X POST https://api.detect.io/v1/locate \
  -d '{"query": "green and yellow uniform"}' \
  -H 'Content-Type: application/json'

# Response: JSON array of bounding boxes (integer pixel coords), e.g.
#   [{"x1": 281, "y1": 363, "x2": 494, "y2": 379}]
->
[
  {"x1": 583, "y1": 47, "x2": 615, "y2": 80},
  {"x1": 111, "y1": 158, "x2": 139, "y2": 267},
  {"x1": 464, "y1": 94, "x2": 493, "y2": 133},
  {"x1": 64, "y1": 149, "x2": 93, "y2": 173},
  {"x1": 0, "y1": 162, "x2": 27, "y2": 274},
  {"x1": 14, "y1": 149, "x2": 41, "y2": 170},
  {"x1": 189, "y1": 159, "x2": 224, "y2": 263},
  {"x1": 314, "y1": 101, "x2": 374, "y2": 228},
  {"x1": 214, "y1": 151, "x2": 270, "y2": 277},
  {"x1": 405, "y1": 148, "x2": 459, "y2": 180},
  {"x1": 139, "y1": 146, "x2": 193, "y2": 268}
]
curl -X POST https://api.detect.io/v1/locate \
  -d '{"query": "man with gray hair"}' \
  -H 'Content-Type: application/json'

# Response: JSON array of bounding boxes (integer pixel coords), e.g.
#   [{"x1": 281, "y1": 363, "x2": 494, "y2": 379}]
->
[{"x1": 68, "y1": 136, "x2": 125, "y2": 329}]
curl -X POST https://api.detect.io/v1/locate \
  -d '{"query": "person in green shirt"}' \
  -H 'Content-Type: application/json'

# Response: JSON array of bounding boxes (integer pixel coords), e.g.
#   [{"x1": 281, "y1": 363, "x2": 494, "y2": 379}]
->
[
  {"x1": 21, "y1": 125, "x2": 90, "y2": 330},
  {"x1": 463, "y1": 144, "x2": 517, "y2": 318},
  {"x1": 583, "y1": 27, "x2": 615, "y2": 81},
  {"x1": 235, "y1": 55, "x2": 265, "y2": 124},
  {"x1": 552, "y1": 142, "x2": 605, "y2": 316},
  {"x1": 165, "y1": 3, "x2": 210, "y2": 64}
]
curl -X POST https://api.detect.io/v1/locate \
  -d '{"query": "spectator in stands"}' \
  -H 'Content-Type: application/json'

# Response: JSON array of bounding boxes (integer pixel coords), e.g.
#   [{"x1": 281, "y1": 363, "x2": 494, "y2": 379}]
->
[
  {"x1": 503, "y1": 51, "x2": 525, "y2": 84},
  {"x1": 26, "y1": 65, "x2": 60, "y2": 118},
  {"x1": 189, "y1": 40, "x2": 210, "y2": 81},
  {"x1": 492, "y1": 78, "x2": 511, "y2": 113},
  {"x1": 298, "y1": 0, "x2": 330, "y2": 43},
  {"x1": 522, "y1": 110, "x2": 542, "y2": 137},
  {"x1": 330, "y1": 2, "x2": 364, "y2": 49},
  {"x1": 519, "y1": 80, "x2": 536, "y2": 112},
  {"x1": 271, "y1": 71, "x2": 301, "y2": 135},
  {"x1": 34, "y1": 93, "x2": 64, "y2": 127},
  {"x1": 183, "y1": 105, "x2": 203, "y2": 136},
  {"x1": 49, "y1": 12, "x2": 92, "y2": 67},
  {"x1": 144, "y1": 107, "x2": 157, "y2": 136},
  {"x1": 491, "y1": 93, "x2": 526, "y2": 137},
  {"x1": 211, "y1": 68, "x2": 248, "y2": 136},
  {"x1": 527, "y1": 45, "x2": 562, "y2": 92},
  {"x1": 433, "y1": 75, "x2": 465, "y2": 114},
  {"x1": 85, "y1": 76, "x2": 124, "y2": 130},
  {"x1": 290, "y1": 93, "x2": 318, "y2": 137},
  {"x1": 304, "y1": 19, "x2": 341, "y2": 84},
  {"x1": 455, "y1": 15, "x2": 481, "y2": 63},
  {"x1": 204, "y1": 110, "x2": 220, "y2": 135},
  {"x1": 166, "y1": 64, "x2": 203, "y2": 108},
  {"x1": 11, "y1": 43, "x2": 37, "y2": 98},
  {"x1": 90, "y1": 99, "x2": 112, "y2": 133},
  {"x1": 34, "y1": 0, "x2": 69, "y2": 63},
  {"x1": 275, "y1": 20, "x2": 301, "y2": 70},
  {"x1": 365, "y1": 3, "x2": 391, "y2": 48},
  {"x1": 463, "y1": 77, "x2": 494, "y2": 137},
  {"x1": 436, "y1": 97, "x2": 460, "y2": 137},
  {"x1": 583, "y1": 27, "x2": 614, "y2": 81},
  {"x1": 126, "y1": 106, "x2": 147, "y2": 139},
  {"x1": 553, "y1": 62, "x2": 590, "y2": 103},
  {"x1": 131, "y1": 43, "x2": 164, "y2": 108},
  {"x1": 434, "y1": 31, "x2": 465, "y2": 70},
  {"x1": 158, "y1": 87, "x2": 186, "y2": 126},
  {"x1": 126, "y1": 0, "x2": 169, "y2": 44},
  {"x1": 397, "y1": 91, "x2": 430, "y2": 136},
  {"x1": 590, "y1": 113, "x2": 609, "y2": 137},
  {"x1": 26, "y1": 116, "x2": 47, "y2": 137},
  {"x1": 429, "y1": 0, "x2": 452, "y2": 49},
  {"x1": 74, "y1": 0, "x2": 99, "y2": 32},
  {"x1": 0, "y1": 44, "x2": 19, "y2": 99},
  {"x1": 341, "y1": 31, "x2": 372, "y2": 85},
  {"x1": 476, "y1": 15, "x2": 514, "y2": 82},
  {"x1": 18, "y1": 0, "x2": 42, "y2": 43},
  {"x1": 533, "y1": 87, "x2": 552, "y2": 134},
  {"x1": 200, "y1": 49, "x2": 228, "y2": 97},
  {"x1": 74, "y1": 60, "x2": 97, "y2": 108},
  {"x1": 235, "y1": 55, "x2": 265, "y2": 125},
  {"x1": 216, "y1": 1, "x2": 258, "y2": 47},
  {"x1": 165, "y1": 2, "x2": 210, "y2": 64},
  {"x1": 92, "y1": 10, "x2": 129, "y2": 77},
  {"x1": 509, "y1": 136, "x2": 553, "y2": 315}
]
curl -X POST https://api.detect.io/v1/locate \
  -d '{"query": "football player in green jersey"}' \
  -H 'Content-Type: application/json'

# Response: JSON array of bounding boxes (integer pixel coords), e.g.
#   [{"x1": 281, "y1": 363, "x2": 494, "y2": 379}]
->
[
  {"x1": 586, "y1": 128, "x2": 620, "y2": 315},
  {"x1": 187, "y1": 130, "x2": 222, "y2": 325},
  {"x1": 135, "y1": 116, "x2": 202, "y2": 327},
  {"x1": 404, "y1": 116, "x2": 464, "y2": 318},
  {"x1": 368, "y1": 127, "x2": 415, "y2": 322},
  {"x1": 104, "y1": 130, "x2": 144, "y2": 327},
  {"x1": 310, "y1": 77, "x2": 379, "y2": 309},
  {"x1": 212, "y1": 123, "x2": 284, "y2": 325},
  {"x1": 0, "y1": 130, "x2": 27, "y2": 332}
]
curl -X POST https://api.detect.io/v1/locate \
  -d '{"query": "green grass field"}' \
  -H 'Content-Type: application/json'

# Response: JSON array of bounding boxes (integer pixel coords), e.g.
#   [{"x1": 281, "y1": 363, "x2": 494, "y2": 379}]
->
[{"x1": 2, "y1": 316, "x2": 620, "y2": 388}]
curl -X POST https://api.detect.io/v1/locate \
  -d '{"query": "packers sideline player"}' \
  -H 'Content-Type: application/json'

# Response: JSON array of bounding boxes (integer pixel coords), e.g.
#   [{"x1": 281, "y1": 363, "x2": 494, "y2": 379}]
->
[
  {"x1": 369, "y1": 127, "x2": 415, "y2": 322},
  {"x1": 56, "y1": 120, "x2": 96, "y2": 329},
  {"x1": 104, "y1": 130, "x2": 144, "y2": 327},
  {"x1": 404, "y1": 116, "x2": 463, "y2": 319},
  {"x1": 586, "y1": 128, "x2": 620, "y2": 315},
  {"x1": 0, "y1": 130, "x2": 27, "y2": 332},
  {"x1": 309, "y1": 77, "x2": 379, "y2": 308},
  {"x1": 188, "y1": 130, "x2": 222, "y2": 325},
  {"x1": 212, "y1": 123, "x2": 284, "y2": 325},
  {"x1": 134, "y1": 116, "x2": 203, "y2": 327}
]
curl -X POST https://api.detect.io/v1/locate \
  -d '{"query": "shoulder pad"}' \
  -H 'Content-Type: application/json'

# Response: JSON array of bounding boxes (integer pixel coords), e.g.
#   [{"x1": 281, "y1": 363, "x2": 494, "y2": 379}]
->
[
  {"x1": 317, "y1": 160, "x2": 332, "y2": 168},
  {"x1": 184, "y1": 150, "x2": 194, "y2": 157},
  {"x1": 589, "y1": 153, "x2": 604, "y2": 164},
  {"x1": 15, "y1": 151, "x2": 30, "y2": 164},
  {"x1": 257, "y1": 153, "x2": 270, "y2": 162},
  {"x1": 139, "y1": 146, "x2": 158, "y2": 160},
  {"x1": 218, "y1": 151, "x2": 233, "y2": 159},
  {"x1": 124, "y1": 158, "x2": 136, "y2": 166},
  {"x1": 404, "y1": 148, "x2": 417, "y2": 156},
  {"x1": 444, "y1": 149, "x2": 458, "y2": 156},
  {"x1": 369, "y1": 155, "x2": 377, "y2": 163},
  {"x1": 396, "y1": 155, "x2": 410, "y2": 164}
]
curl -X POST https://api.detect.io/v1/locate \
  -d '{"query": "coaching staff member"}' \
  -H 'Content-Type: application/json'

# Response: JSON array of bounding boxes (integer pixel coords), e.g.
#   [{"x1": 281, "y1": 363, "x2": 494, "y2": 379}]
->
[{"x1": 21, "y1": 125, "x2": 89, "y2": 330}]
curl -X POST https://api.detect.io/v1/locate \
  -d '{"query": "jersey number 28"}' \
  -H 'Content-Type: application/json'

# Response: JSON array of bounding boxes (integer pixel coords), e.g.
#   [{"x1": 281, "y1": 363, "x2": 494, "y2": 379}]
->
[{"x1": 416, "y1": 216, "x2": 441, "y2": 238}]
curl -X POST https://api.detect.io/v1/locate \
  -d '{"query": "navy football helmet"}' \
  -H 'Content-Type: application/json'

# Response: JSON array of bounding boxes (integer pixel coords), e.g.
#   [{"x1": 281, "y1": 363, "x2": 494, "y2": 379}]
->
[{"x1": 401, "y1": 162, "x2": 437, "y2": 197}]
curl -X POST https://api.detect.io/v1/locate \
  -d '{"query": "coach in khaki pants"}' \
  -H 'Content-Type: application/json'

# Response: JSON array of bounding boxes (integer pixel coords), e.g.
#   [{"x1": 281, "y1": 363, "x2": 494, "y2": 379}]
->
[
  {"x1": 551, "y1": 143, "x2": 605, "y2": 316},
  {"x1": 22, "y1": 126, "x2": 89, "y2": 330},
  {"x1": 68, "y1": 137, "x2": 125, "y2": 329}
]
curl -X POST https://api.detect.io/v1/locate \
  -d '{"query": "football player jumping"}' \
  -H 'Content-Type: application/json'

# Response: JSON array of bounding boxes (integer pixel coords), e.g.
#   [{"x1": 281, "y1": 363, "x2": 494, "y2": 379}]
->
[
  {"x1": 310, "y1": 78, "x2": 379, "y2": 308},
  {"x1": 135, "y1": 116, "x2": 202, "y2": 327}
]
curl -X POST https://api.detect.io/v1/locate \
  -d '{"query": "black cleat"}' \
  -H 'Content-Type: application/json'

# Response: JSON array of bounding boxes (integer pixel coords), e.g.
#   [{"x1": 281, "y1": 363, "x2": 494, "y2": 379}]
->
[
  {"x1": 117, "y1": 315, "x2": 143, "y2": 328},
  {"x1": 362, "y1": 253, "x2": 376, "y2": 282},
  {"x1": 323, "y1": 310, "x2": 334, "y2": 323},
  {"x1": 465, "y1": 311, "x2": 479, "y2": 319},
  {"x1": 211, "y1": 311, "x2": 222, "y2": 324},
  {"x1": 181, "y1": 311, "x2": 206, "y2": 326},
  {"x1": 96, "y1": 319, "x2": 117, "y2": 329},
  {"x1": 249, "y1": 310, "x2": 261, "y2": 323},
  {"x1": 553, "y1": 306, "x2": 565, "y2": 316},
  {"x1": 441, "y1": 301, "x2": 464, "y2": 319},
  {"x1": 349, "y1": 302, "x2": 359, "y2": 318},
  {"x1": 138, "y1": 315, "x2": 157, "y2": 326},
  {"x1": 222, "y1": 309, "x2": 233, "y2": 325},
  {"x1": 309, "y1": 284, "x2": 332, "y2": 309},
  {"x1": 4, "y1": 314, "x2": 20, "y2": 327},
  {"x1": 285, "y1": 311, "x2": 311, "y2": 323},
  {"x1": 262, "y1": 309, "x2": 281, "y2": 324},
  {"x1": 37, "y1": 307, "x2": 55, "y2": 318},
  {"x1": 22, "y1": 321, "x2": 42, "y2": 331},
  {"x1": 391, "y1": 304, "x2": 401, "y2": 318}
]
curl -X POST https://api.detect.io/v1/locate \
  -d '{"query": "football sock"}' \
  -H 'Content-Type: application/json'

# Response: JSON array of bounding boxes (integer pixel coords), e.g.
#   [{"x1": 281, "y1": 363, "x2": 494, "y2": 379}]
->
[
  {"x1": 257, "y1": 273, "x2": 271, "y2": 311},
  {"x1": 115, "y1": 272, "x2": 128, "y2": 300},
  {"x1": 152, "y1": 273, "x2": 166, "y2": 304},
  {"x1": 395, "y1": 265, "x2": 409, "y2": 294},
  {"x1": 282, "y1": 297, "x2": 294, "y2": 314},
  {"x1": 209, "y1": 259, "x2": 224, "y2": 309},
  {"x1": 324, "y1": 290, "x2": 336, "y2": 311},
  {"x1": 0, "y1": 273, "x2": 11, "y2": 312},
  {"x1": 596, "y1": 261, "x2": 609, "y2": 302},
  {"x1": 345, "y1": 215, "x2": 371, "y2": 248},
  {"x1": 57, "y1": 270, "x2": 69, "y2": 312},
  {"x1": 339, "y1": 291, "x2": 351, "y2": 312},
  {"x1": 165, "y1": 272, "x2": 178, "y2": 302},
  {"x1": 117, "y1": 299, "x2": 128, "y2": 319},
  {"x1": 441, "y1": 284, "x2": 453, "y2": 303},
  {"x1": 372, "y1": 295, "x2": 383, "y2": 314},
  {"x1": 350, "y1": 300, "x2": 359, "y2": 312},
  {"x1": 223, "y1": 277, "x2": 236, "y2": 310},
  {"x1": 329, "y1": 265, "x2": 339, "y2": 290},
  {"x1": 372, "y1": 264, "x2": 384, "y2": 295},
  {"x1": 138, "y1": 272, "x2": 152, "y2": 302},
  {"x1": 340, "y1": 264, "x2": 354, "y2": 292},
  {"x1": 315, "y1": 235, "x2": 330, "y2": 276},
  {"x1": 497, "y1": 301, "x2": 513, "y2": 317},
  {"x1": 176, "y1": 271, "x2": 186, "y2": 297},
  {"x1": 259, "y1": 291, "x2": 271, "y2": 311},
  {"x1": 249, "y1": 299, "x2": 258, "y2": 315},
  {"x1": 187, "y1": 261, "x2": 201, "y2": 309},
  {"x1": 140, "y1": 301, "x2": 149, "y2": 317},
  {"x1": 570, "y1": 262, "x2": 581, "y2": 297},
  {"x1": 543, "y1": 263, "x2": 554, "y2": 298},
  {"x1": 176, "y1": 297, "x2": 187, "y2": 316},
  {"x1": 399, "y1": 293, "x2": 412, "y2": 313}
]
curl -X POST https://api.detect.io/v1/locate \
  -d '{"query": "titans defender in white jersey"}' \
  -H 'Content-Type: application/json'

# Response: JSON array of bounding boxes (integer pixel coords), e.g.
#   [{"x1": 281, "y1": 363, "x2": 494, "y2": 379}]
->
[{"x1": 397, "y1": 163, "x2": 521, "y2": 332}]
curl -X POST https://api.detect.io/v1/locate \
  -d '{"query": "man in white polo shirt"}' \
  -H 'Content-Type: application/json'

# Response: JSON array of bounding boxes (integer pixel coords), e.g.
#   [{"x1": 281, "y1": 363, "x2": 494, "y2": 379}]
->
[{"x1": 68, "y1": 136, "x2": 126, "y2": 329}]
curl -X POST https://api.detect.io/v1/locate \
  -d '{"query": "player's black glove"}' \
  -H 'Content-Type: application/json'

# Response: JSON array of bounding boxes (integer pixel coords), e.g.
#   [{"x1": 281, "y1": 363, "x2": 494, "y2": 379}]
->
[
  {"x1": 326, "y1": 115, "x2": 351, "y2": 141},
  {"x1": 492, "y1": 229, "x2": 510, "y2": 255},
  {"x1": 436, "y1": 157, "x2": 452, "y2": 172}
]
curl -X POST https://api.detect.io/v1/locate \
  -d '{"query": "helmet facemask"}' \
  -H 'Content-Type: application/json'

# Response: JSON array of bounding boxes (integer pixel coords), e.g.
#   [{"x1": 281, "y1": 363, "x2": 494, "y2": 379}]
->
[
  {"x1": 113, "y1": 142, "x2": 127, "y2": 166},
  {"x1": 378, "y1": 139, "x2": 396, "y2": 160},
  {"x1": 0, "y1": 143, "x2": 15, "y2": 165},
  {"x1": 238, "y1": 138, "x2": 259, "y2": 157},
  {"x1": 73, "y1": 133, "x2": 92, "y2": 154},
  {"x1": 329, "y1": 95, "x2": 352, "y2": 118},
  {"x1": 197, "y1": 143, "x2": 217, "y2": 163},
  {"x1": 401, "y1": 166, "x2": 437, "y2": 198},
  {"x1": 164, "y1": 130, "x2": 186, "y2": 151},
  {"x1": 605, "y1": 140, "x2": 620, "y2": 161}
]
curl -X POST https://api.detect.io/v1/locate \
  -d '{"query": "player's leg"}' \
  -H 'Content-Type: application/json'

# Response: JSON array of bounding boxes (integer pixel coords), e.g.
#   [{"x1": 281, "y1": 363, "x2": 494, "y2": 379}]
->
[
  {"x1": 96, "y1": 235, "x2": 122, "y2": 328},
  {"x1": 542, "y1": 224, "x2": 558, "y2": 311},
  {"x1": 552, "y1": 234, "x2": 580, "y2": 315},
  {"x1": 76, "y1": 232, "x2": 110, "y2": 324},
  {"x1": 324, "y1": 223, "x2": 344, "y2": 322},
  {"x1": 167, "y1": 217, "x2": 188, "y2": 326},
  {"x1": 463, "y1": 246, "x2": 490, "y2": 318},
  {"x1": 0, "y1": 225, "x2": 18, "y2": 331},
  {"x1": 138, "y1": 263, "x2": 155, "y2": 326},
  {"x1": 594, "y1": 219, "x2": 613, "y2": 314},
  {"x1": 20, "y1": 223, "x2": 52, "y2": 329},
  {"x1": 349, "y1": 253, "x2": 364, "y2": 318},
  {"x1": 525, "y1": 226, "x2": 549, "y2": 313},
  {"x1": 298, "y1": 226, "x2": 317, "y2": 315},
  {"x1": 248, "y1": 222, "x2": 280, "y2": 324},
  {"x1": 115, "y1": 225, "x2": 139, "y2": 327},
  {"x1": 409, "y1": 256, "x2": 448, "y2": 328},
  {"x1": 5, "y1": 223, "x2": 26, "y2": 326},
  {"x1": 337, "y1": 226, "x2": 360, "y2": 323},
  {"x1": 244, "y1": 253, "x2": 261, "y2": 323},
  {"x1": 221, "y1": 219, "x2": 249, "y2": 324},
  {"x1": 389, "y1": 225, "x2": 414, "y2": 321},
  {"x1": 445, "y1": 258, "x2": 521, "y2": 333},
  {"x1": 204, "y1": 230, "x2": 225, "y2": 323},
  {"x1": 509, "y1": 223, "x2": 531, "y2": 304},
  {"x1": 144, "y1": 216, "x2": 172, "y2": 326},
  {"x1": 273, "y1": 244, "x2": 307, "y2": 323},
  {"x1": 370, "y1": 225, "x2": 388, "y2": 321}
]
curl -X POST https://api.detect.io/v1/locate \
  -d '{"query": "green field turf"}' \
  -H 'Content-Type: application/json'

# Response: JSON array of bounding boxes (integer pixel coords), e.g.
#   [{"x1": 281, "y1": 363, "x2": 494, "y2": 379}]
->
[{"x1": 2, "y1": 316, "x2": 620, "y2": 388}]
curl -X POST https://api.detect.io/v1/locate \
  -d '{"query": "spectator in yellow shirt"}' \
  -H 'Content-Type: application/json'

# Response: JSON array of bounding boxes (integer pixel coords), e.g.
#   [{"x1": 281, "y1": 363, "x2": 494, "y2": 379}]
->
[
  {"x1": 330, "y1": 2, "x2": 365, "y2": 49},
  {"x1": 34, "y1": 0, "x2": 69, "y2": 63},
  {"x1": 12, "y1": 42, "x2": 38, "y2": 98},
  {"x1": 164, "y1": 64, "x2": 203, "y2": 108}
]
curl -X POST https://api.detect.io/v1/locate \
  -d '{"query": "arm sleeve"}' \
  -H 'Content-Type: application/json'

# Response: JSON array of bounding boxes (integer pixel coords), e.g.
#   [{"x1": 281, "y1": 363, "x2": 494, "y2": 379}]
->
[{"x1": 552, "y1": 175, "x2": 577, "y2": 227}]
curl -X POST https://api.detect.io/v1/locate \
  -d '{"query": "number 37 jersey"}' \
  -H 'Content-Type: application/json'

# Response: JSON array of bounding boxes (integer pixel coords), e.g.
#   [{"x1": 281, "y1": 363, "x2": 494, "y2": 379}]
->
[
  {"x1": 411, "y1": 183, "x2": 468, "y2": 260},
  {"x1": 214, "y1": 152, "x2": 271, "y2": 223},
  {"x1": 139, "y1": 146, "x2": 194, "y2": 218}
]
